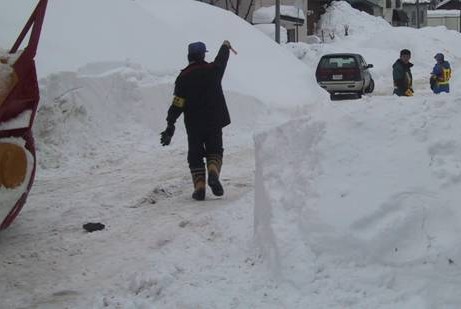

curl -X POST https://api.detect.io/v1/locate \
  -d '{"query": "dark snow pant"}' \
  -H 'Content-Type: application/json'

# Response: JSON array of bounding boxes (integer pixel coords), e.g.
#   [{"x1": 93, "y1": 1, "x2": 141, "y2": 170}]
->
[
  {"x1": 433, "y1": 84, "x2": 449, "y2": 94},
  {"x1": 187, "y1": 128, "x2": 223, "y2": 171},
  {"x1": 186, "y1": 128, "x2": 223, "y2": 199}
]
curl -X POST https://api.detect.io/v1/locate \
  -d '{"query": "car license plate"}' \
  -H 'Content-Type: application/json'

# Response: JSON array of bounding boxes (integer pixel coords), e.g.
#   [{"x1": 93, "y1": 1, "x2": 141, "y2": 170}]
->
[{"x1": 332, "y1": 74, "x2": 343, "y2": 80}]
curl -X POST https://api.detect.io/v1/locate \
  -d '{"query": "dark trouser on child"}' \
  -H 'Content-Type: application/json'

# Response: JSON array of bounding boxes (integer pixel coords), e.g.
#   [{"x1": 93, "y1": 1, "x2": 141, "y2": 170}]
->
[{"x1": 432, "y1": 80, "x2": 449, "y2": 94}]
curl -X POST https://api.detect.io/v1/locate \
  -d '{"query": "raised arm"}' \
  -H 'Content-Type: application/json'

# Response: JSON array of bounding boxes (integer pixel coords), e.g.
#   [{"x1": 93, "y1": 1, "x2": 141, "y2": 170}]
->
[{"x1": 213, "y1": 41, "x2": 231, "y2": 79}]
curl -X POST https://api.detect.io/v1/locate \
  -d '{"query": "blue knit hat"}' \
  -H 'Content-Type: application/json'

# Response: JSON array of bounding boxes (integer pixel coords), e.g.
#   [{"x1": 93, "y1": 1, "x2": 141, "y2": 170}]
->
[
  {"x1": 188, "y1": 42, "x2": 208, "y2": 55},
  {"x1": 434, "y1": 53, "x2": 444, "y2": 62}
]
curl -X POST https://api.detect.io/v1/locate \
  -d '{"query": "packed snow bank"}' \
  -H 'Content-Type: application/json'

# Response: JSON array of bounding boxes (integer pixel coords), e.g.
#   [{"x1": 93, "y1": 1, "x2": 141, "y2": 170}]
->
[
  {"x1": 2, "y1": 0, "x2": 326, "y2": 173},
  {"x1": 286, "y1": 1, "x2": 461, "y2": 95},
  {"x1": 0, "y1": 0, "x2": 327, "y2": 170},
  {"x1": 317, "y1": 1, "x2": 391, "y2": 38},
  {"x1": 0, "y1": 0, "x2": 326, "y2": 108},
  {"x1": 254, "y1": 95, "x2": 461, "y2": 306},
  {"x1": 254, "y1": 24, "x2": 288, "y2": 44},
  {"x1": 35, "y1": 63, "x2": 163, "y2": 169},
  {"x1": 35, "y1": 62, "x2": 274, "y2": 170}
]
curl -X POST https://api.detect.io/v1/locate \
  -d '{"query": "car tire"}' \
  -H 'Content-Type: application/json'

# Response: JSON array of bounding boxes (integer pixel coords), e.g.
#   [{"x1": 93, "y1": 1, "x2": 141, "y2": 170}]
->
[{"x1": 365, "y1": 78, "x2": 375, "y2": 93}]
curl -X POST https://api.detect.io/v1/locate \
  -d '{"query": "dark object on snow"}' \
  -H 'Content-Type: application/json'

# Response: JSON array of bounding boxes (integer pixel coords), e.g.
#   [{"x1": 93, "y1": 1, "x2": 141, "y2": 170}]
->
[{"x1": 83, "y1": 222, "x2": 105, "y2": 232}]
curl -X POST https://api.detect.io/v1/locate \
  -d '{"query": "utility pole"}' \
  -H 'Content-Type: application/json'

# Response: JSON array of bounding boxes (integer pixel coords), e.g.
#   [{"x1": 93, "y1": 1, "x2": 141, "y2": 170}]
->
[
  {"x1": 275, "y1": 0, "x2": 281, "y2": 43},
  {"x1": 416, "y1": 0, "x2": 420, "y2": 28}
]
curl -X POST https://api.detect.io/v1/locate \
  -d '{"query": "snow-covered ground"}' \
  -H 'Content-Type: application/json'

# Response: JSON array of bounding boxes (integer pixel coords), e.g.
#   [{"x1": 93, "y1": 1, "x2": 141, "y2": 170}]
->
[{"x1": 1, "y1": 0, "x2": 461, "y2": 308}]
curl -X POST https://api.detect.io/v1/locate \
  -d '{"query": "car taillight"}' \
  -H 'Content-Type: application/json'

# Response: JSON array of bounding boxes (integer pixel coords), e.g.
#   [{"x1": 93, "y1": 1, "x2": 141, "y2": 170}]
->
[
  {"x1": 316, "y1": 69, "x2": 330, "y2": 81},
  {"x1": 345, "y1": 68, "x2": 361, "y2": 81}
]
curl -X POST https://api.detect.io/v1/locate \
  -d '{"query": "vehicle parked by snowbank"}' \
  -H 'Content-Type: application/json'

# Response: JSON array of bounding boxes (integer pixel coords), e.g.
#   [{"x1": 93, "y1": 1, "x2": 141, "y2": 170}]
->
[{"x1": 315, "y1": 53, "x2": 375, "y2": 99}]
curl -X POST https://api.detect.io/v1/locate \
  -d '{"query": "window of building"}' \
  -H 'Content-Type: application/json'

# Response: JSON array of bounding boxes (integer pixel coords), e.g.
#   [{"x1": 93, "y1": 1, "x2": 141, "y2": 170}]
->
[
  {"x1": 420, "y1": 10, "x2": 424, "y2": 23},
  {"x1": 386, "y1": 0, "x2": 392, "y2": 8},
  {"x1": 411, "y1": 11, "x2": 416, "y2": 25},
  {"x1": 395, "y1": 0, "x2": 401, "y2": 8}
]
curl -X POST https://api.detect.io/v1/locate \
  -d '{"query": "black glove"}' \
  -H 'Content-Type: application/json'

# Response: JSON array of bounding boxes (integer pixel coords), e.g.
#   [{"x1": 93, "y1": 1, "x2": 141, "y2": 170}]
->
[{"x1": 160, "y1": 124, "x2": 175, "y2": 146}]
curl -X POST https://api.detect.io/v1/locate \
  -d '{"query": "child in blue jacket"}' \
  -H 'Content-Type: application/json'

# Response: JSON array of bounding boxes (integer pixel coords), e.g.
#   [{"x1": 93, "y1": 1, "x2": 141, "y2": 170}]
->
[{"x1": 431, "y1": 53, "x2": 451, "y2": 94}]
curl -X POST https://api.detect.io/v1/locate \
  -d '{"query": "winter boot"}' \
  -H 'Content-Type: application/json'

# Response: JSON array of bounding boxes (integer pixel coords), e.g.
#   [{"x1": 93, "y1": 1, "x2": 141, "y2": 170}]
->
[
  {"x1": 206, "y1": 154, "x2": 224, "y2": 196},
  {"x1": 191, "y1": 167, "x2": 206, "y2": 201}
]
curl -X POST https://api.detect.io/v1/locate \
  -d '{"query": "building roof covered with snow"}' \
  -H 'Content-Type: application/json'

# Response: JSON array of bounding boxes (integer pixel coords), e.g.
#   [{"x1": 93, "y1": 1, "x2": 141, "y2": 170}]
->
[
  {"x1": 428, "y1": 9, "x2": 461, "y2": 16},
  {"x1": 252, "y1": 5, "x2": 305, "y2": 25},
  {"x1": 402, "y1": 0, "x2": 431, "y2": 4}
]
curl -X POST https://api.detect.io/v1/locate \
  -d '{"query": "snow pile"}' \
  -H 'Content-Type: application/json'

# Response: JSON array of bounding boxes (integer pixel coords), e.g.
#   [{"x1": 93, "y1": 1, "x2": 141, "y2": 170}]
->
[
  {"x1": 0, "y1": 0, "x2": 325, "y2": 108},
  {"x1": 254, "y1": 24, "x2": 288, "y2": 44},
  {"x1": 34, "y1": 63, "x2": 274, "y2": 170},
  {"x1": 317, "y1": 1, "x2": 391, "y2": 39},
  {"x1": 2, "y1": 0, "x2": 461, "y2": 308},
  {"x1": 255, "y1": 93, "x2": 461, "y2": 306},
  {"x1": 35, "y1": 63, "x2": 169, "y2": 169},
  {"x1": 3, "y1": 0, "x2": 325, "y2": 170},
  {"x1": 255, "y1": 4, "x2": 461, "y2": 306}
]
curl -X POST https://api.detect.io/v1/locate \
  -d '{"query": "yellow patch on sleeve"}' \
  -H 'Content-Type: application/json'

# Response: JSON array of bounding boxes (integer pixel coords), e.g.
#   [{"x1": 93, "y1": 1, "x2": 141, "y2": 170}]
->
[{"x1": 172, "y1": 96, "x2": 185, "y2": 108}]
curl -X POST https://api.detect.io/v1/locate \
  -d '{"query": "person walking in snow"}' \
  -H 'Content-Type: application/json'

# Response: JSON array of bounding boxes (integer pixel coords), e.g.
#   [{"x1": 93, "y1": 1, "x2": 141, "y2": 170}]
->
[
  {"x1": 160, "y1": 40, "x2": 233, "y2": 201},
  {"x1": 430, "y1": 53, "x2": 451, "y2": 94},
  {"x1": 393, "y1": 49, "x2": 414, "y2": 97}
]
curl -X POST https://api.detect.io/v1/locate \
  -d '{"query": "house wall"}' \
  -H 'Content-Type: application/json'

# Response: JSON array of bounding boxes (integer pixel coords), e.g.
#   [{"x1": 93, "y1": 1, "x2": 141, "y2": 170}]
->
[
  {"x1": 373, "y1": 6, "x2": 384, "y2": 16},
  {"x1": 380, "y1": 0, "x2": 402, "y2": 23},
  {"x1": 427, "y1": 14, "x2": 461, "y2": 30},
  {"x1": 403, "y1": 4, "x2": 430, "y2": 27}
]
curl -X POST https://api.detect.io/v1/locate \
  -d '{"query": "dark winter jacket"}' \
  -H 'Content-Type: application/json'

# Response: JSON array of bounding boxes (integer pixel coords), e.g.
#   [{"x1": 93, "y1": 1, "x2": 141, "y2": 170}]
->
[
  {"x1": 392, "y1": 59, "x2": 413, "y2": 96},
  {"x1": 166, "y1": 44, "x2": 231, "y2": 133}
]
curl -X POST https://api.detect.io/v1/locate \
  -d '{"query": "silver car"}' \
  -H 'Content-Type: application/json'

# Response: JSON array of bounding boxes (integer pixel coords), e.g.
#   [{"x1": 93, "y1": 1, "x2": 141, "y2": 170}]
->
[{"x1": 315, "y1": 53, "x2": 374, "y2": 98}]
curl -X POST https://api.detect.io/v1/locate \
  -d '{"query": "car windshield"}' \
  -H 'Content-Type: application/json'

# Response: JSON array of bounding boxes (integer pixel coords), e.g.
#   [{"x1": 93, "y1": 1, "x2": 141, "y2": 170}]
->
[{"x1": 320, "y1": 56, "x2": 357, "y2": 69}]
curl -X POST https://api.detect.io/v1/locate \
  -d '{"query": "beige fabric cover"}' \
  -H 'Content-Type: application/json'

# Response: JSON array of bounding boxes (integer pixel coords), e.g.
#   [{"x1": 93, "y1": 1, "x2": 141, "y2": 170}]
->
[
  {"x1": 0, "y1": 143, "x2": 27, "y2": 189},
  {"x1": 0, "y1": 58, "x2": 18, "y2": 107}
]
